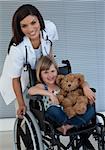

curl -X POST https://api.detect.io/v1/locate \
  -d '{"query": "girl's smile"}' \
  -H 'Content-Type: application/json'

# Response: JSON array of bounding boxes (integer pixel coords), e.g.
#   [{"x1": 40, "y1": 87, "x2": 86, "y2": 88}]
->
[{"x1": 41, "y1": 64, "x2": 57, "y2": 86}]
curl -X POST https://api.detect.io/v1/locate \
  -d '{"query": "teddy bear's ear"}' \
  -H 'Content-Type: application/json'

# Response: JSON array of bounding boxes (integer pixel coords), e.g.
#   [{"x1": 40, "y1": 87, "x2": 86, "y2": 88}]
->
[
  {"x1": 56, "y1": 75, "x2": 64, "y2": 85},
  {"x1": 75, "y1": 74, "x2": 85, "y2": 85}
]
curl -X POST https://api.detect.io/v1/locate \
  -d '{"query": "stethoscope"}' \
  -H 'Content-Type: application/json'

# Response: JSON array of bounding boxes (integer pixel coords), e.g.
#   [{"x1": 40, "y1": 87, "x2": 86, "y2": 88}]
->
[
  {"x1": 43, "y1": 35, "x2": 56, "y2": 58},
  {"x1": 42, "y1": 29, "x2": 53, "y2": 55},
  {"x1": 24, "y1": 30, "x2": 53, "y2": 71}
]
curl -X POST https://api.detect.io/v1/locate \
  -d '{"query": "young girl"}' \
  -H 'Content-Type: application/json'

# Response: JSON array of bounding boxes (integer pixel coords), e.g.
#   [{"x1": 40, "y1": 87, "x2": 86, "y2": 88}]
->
[{"x1": 28, "y1": 56, "x2": 95, "y2": 135}]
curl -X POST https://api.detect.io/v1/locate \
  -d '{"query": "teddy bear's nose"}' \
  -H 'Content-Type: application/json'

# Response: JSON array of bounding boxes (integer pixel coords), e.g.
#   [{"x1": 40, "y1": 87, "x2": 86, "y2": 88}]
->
[{"x1": 68, "y1": 84, "x2": 71, "y2": 87}]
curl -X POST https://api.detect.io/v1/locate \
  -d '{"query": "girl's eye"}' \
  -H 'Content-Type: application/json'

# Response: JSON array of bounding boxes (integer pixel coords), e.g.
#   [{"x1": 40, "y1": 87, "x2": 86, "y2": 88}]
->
[{"x1": 51, "y1": 69, "x2": 56, "y2": 73}]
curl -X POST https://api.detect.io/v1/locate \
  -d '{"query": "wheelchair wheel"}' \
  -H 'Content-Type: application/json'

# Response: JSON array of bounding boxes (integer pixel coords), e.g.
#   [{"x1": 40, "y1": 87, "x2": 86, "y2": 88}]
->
[
  {"x1": 96, "y1": 125, "x2": 105, "y2": 150},
  {"x1": 13, "y1": 110, "x2": 44, "y2": 150}
]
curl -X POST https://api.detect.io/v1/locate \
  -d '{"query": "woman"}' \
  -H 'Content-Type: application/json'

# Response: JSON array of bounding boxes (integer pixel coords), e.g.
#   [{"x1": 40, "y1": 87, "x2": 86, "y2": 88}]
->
[
  {"x1": 0, "y1": 4, "x2": 58, "y2": 117},
  {"x1": 28, "y1": 56, "x2": 95, "y2": 135},
  {"x1": 0, "y1": 4, "x2": 95, "y2": 118}
]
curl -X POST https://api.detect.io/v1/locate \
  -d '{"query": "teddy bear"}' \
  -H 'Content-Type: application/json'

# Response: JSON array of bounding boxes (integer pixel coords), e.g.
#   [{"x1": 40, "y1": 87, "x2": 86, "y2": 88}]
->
[{"x1": 56, "y1": 73, "x2": 91, "y2": 118}]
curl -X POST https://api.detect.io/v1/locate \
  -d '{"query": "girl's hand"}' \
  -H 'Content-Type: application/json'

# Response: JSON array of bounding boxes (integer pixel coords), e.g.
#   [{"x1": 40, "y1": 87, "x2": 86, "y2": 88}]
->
[
  {"x1": 17, "y1": 104, "x2": 27, "y2": 118},
  {"x1": 49, "y1": 93, "x2": 59, "y2": 105},
  {"x1": 83, "y1": 85, "x2": 96, "y2": 104}
]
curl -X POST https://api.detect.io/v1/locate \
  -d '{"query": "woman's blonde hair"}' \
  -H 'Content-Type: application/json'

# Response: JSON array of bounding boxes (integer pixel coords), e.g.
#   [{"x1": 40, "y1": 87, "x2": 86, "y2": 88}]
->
[{"x1": 36, "y1": 56, "x2": 58, "y2": 83}]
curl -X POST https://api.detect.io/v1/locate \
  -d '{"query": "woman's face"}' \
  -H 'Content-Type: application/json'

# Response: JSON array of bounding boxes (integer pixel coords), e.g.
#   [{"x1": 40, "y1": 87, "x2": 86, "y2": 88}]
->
[
  {"x1": 41, "y1": 64, "x2": 57, "y2": 85},
  {"x1": 20, "y1": 15, "x2": 41, "y2": 41}
]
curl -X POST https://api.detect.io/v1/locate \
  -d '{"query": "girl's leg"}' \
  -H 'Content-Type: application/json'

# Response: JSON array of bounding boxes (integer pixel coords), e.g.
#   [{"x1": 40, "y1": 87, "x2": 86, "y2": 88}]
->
[
  {"x1": 57, "y1": 124, "x2": 73, "y2": 135},
  {"x1": 67, "y1": 104, "x2": 95, "y2": 127},
  {"x1": 45, "y1": 106, "x2": 73, "y2": 135},
  {"x1": 45, "y1": 105, "x2": 68, "y2": 125}
]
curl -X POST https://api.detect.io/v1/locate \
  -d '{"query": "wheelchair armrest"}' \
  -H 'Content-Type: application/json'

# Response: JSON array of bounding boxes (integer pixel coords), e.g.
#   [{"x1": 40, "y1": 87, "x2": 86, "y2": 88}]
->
[
  {"x1": 96, "y1": 112, "x2": 105, "y2": 127},
  {"x1": 27, "y1": 94, "x2": 45, "y2": 111},
  {"x1": 28, "y1": 94, "x2": 55, "y2": 130},
  {"x1": 27, "y1": 94, "x2": 43, "y2": 101},
  {"x1": 90, "y1": 88, "x2": 96, "y2": 93}
]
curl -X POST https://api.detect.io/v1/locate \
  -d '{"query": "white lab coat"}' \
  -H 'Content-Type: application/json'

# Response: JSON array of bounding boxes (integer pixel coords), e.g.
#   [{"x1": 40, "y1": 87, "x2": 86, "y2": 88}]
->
[{"x1": 0, "y1": 20, "x2": 58, "y2": 105}]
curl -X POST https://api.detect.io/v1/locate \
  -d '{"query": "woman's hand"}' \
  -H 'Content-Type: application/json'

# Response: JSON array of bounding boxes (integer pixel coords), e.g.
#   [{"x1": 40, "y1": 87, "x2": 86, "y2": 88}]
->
[
  {"x1": 13, "y1": 77, "x2": 27, "y2": 118},
  {"x1": 83, "y1": 84, "x2": 96, "y2": 104},
  {"x1": 17, "y1": 104, "x2": 27, "y2": 118},
  {"x1": 49, "y1": 93, "x2": 59, "y2": 105}
]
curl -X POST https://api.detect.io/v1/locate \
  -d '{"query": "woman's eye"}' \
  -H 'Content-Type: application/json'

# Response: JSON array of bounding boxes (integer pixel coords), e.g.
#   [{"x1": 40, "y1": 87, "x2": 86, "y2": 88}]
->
[
  {"x1": 20, "y1": 24, "x2": 27, "y2": 28},
  {"x1": 31, "y1": 20, "x2": 37, "y2": 25}
]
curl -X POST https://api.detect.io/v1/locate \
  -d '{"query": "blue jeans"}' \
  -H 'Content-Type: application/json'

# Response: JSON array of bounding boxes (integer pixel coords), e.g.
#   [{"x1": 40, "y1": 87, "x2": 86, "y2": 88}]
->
[
  {"x1": 67, "y1": 104, "x2": 95, "y2": 127},
  {"x1": 45, "y1": 104, "x2": 95, "y2": 127},
  {"x1": 45, "y1": 106, "x2": 68, "y2": 126}
]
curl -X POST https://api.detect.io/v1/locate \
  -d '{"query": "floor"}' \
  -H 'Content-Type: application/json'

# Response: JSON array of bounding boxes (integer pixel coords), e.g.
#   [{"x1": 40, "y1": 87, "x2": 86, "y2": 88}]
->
[
  {"x1": 0, "y1": 131, "x2": 14, "y2": 150},
  {"x1": 0, "y1": 130, "x2": 99, "y2": 150}
]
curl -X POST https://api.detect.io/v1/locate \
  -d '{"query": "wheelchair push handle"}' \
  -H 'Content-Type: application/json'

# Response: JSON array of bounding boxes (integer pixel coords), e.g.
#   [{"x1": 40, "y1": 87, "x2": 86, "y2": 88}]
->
[
  {"x1": 62, "y1": 60, "x2": 71, "y2": 68},
  {"x1": 62, "y1": 59, "x2": 72, "y2": 73},
  {"x1": 62, "y1": 60, "x2": 69, "y2": 65}
]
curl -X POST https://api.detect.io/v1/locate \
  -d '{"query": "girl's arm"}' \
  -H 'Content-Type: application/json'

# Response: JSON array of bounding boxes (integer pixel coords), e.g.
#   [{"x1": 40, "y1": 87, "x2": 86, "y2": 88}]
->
[
  {"x1": 81, "y1": 81, "x2": 96, "y2": 103},
  {"x1": 28, "y1": 84, "x2": 51, "y2": 97},
  {"x1": 28, "y1": 84, "x2": 59, "y2": 105}
]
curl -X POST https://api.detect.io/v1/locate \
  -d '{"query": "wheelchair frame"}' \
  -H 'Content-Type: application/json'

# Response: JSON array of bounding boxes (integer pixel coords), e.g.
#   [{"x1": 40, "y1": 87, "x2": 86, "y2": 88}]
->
[{"x1": 13, "y1": 59, "x2": 105, "y2": 150}]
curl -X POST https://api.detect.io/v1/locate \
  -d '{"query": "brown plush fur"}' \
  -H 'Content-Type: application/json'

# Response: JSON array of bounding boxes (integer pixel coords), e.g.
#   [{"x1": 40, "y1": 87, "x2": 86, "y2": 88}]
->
[{"x1": 56, "y1": 74, "x2": 89, "y2": 118}]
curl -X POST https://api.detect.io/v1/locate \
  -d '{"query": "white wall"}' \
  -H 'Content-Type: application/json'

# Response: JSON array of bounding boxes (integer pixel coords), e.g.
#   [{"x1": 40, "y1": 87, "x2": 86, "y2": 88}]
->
[{"x1": 0, "y1": 0, "x2": 105, "y2": 118}]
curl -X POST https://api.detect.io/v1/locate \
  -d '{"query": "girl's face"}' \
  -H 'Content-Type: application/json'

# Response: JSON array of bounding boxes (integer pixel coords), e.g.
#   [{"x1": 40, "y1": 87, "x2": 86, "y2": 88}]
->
[
  {"x1": 41, "y1": 64, "x2": 57, "y2": 85},
  {"x1": 20, "y1": 15, "x2": 40, "y2": 41}
]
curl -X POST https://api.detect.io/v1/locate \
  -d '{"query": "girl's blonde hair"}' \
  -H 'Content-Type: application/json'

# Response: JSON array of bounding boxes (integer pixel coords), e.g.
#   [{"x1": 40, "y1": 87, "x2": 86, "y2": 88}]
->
[{"x1": 36, "y1": 56, "x2": 58, "y2": 83}]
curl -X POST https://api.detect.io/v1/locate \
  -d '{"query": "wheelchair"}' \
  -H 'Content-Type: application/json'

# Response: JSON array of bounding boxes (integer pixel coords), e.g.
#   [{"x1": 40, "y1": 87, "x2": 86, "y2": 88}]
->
[{"x1": 13, "y1": 59, "x2": 105, "y2": 150}]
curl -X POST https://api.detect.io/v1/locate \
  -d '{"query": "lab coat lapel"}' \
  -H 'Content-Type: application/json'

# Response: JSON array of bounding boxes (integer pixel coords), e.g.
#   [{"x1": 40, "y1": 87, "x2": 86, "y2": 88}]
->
[
  {"x1": 40, "y1": 31, "x2": 50, "y2": 56},
  {"x1": 23, "y1": 36, "x2": 34, "y2": 53}
]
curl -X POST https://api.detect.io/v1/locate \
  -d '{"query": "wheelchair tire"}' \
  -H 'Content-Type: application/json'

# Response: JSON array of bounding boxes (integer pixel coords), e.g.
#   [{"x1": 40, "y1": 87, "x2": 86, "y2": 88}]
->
[{"x1": 13, "y1": 110, "x2": 44, "y2": 150}]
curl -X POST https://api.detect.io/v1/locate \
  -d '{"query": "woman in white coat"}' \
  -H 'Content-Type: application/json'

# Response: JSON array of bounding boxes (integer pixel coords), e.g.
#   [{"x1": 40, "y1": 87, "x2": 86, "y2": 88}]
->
[{"x1": 0, "y1": 4, "x2": 95, "y2": 117}]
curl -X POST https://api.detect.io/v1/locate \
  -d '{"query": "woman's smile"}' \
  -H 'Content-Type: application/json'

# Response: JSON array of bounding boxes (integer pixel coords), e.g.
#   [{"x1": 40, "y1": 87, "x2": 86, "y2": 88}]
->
[{"x1": 20, "y1": 15, "x2": 41, "y2": 41}]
